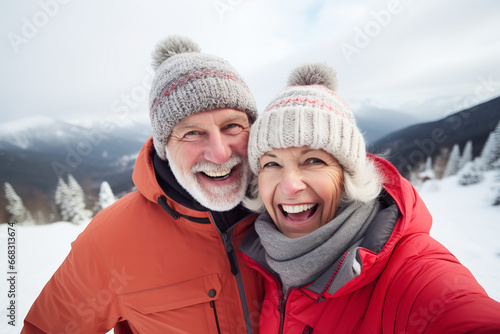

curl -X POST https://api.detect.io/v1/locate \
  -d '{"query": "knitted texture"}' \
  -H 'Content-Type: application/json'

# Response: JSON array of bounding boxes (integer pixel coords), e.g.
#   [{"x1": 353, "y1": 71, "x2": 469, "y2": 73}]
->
[
  {"x1": 255, "y1": 199, "x2": 377, "y2": 293},
  {"x1": 248, "y1": 63, "x2": 366, "y2": 176},
  {"x1": 149, "y1": 36, "x2": 258, "y2": 160}
]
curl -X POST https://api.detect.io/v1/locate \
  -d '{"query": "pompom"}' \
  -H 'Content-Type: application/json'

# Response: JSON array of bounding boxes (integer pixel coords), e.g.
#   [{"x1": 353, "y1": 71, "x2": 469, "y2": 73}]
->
[
  {"x1": 151, "y1": 36, "x2": 201, "y2": 70},
  {"x1": 287, "y1": 62, "x2": 338, "y2": 91}
]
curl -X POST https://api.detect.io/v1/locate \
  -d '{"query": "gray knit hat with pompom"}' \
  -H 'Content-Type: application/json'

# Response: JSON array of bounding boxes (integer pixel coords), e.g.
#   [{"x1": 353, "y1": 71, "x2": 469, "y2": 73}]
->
[
  {"x1": 149, "y1": 36, "x2": 258, "y2": 160},
  {"x1": 248, "y1": 62, "x2": 367, "y2": 176}
]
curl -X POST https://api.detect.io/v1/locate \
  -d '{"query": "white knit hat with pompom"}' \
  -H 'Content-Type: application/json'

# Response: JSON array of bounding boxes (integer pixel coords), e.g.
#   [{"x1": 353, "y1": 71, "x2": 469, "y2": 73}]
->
[
  {"x1": 248, "y1": 63, "x2": 367, "y2": 176},
  {"x1": 149, "y1": 36, "x2": 258, "y2": 160}
]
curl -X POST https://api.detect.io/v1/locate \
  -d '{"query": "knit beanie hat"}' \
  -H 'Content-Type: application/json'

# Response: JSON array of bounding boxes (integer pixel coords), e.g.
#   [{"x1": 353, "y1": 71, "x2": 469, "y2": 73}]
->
[
  {"x1": 149, "y1": 36, "x2": 258, "y2": 160},
  {"x1": 248, "y1": 63, "x2": 367, "y2": 176}
]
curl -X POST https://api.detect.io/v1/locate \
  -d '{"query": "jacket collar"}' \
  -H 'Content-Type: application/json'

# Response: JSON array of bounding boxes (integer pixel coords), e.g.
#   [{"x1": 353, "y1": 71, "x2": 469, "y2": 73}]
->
[
  {"x1": 132, "y1": 137, "x2": 164, "y2": 204},
  {"x1": 153, "y1": 149, "x2": 209, "y2": 211},
  {"x1": 306, "y1": 191, "x2": 400, "y2": 298}
]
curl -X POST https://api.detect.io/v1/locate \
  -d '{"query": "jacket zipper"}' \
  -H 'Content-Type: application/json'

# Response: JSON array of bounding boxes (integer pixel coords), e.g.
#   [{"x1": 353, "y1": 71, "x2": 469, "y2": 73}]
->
[
  {"x1": 210, "y1": 300, "x2": 222, "y2": 334},
  {"x1": 211, "y1": 216, "x2": 253, "y2": 334},
  {"x1": 245, "y1": 256, "x2": 286, "y2": 334},
  {"x1": 277, "y1": 287, "x2": 288, "y2": 334},
  {"x1": 221, "y1": 232, "x2": 238, "y2": 275},
  {"x1": 278, "y1": 295, "x2": 285, "y2": 334}
]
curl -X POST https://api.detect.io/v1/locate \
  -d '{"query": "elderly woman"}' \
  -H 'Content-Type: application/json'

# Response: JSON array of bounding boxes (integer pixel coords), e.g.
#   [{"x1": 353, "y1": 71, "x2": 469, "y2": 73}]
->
[{"x1": 239, "y1": 63, "x2": 500, "y2": 333}]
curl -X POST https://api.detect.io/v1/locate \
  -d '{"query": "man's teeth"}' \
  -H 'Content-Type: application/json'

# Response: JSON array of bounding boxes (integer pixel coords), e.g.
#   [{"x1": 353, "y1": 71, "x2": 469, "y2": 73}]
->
[
  {"x1": 282, "y1": 204, "x2": 315, "y2": 213},
  {"x1": 203, "y1": 169, "x2": 231, "y2": 178}
]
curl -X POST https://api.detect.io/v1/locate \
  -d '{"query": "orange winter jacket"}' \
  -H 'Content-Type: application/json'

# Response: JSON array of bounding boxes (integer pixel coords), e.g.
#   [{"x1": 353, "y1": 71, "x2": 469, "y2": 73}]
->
[
  {"x1": 22, "y1": 137, "x2": 264, "y2": 334},
  {"x1": 240, "y1": 156, "x2": 500, "y2": 333}
]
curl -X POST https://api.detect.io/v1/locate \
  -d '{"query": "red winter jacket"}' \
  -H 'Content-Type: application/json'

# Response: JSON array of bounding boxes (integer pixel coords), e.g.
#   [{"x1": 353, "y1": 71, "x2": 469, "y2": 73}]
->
[
  {"x1": 239, "y1": 155, "x2": 500, "y2": 334},
  {"x1": 22, "y1": 137, "x2": 264, "y2": 334}
]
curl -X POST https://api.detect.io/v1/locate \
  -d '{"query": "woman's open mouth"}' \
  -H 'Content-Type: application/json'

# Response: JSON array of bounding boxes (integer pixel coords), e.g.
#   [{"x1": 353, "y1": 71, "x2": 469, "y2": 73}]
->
[{"x1": 279, "y1": 203, "x2": 318, "y2": 221}]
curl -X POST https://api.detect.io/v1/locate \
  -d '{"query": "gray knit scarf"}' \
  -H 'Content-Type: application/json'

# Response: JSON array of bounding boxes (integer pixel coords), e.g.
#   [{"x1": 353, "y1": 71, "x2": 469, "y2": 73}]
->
[{"x1": 255, "y1": 200, "x2": 377, "y2": 293}]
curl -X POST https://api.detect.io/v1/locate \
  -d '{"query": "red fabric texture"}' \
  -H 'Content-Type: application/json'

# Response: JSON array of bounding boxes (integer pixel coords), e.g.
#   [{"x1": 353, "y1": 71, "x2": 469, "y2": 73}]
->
[{"x1": 242, "y1": 156, "x2": 500, "y2": 334}]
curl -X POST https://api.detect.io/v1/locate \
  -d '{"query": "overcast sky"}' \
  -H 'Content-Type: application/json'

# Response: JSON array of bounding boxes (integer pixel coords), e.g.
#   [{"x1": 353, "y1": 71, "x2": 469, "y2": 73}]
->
[{"x1": 1, "y1": 0, "x2": 500, "y2": 127}]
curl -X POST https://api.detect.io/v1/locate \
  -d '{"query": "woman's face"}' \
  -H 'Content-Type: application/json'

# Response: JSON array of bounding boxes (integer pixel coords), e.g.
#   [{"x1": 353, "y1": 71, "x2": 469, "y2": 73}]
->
[{"x1": 258, "y1": 146, "x2": 344, "y2": 238}]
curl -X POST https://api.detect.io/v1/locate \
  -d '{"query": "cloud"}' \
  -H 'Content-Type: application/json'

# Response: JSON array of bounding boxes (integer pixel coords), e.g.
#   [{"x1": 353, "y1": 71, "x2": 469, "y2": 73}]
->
[{"x1": 1, "y1": 0, "x2": 499, "y2": 124}]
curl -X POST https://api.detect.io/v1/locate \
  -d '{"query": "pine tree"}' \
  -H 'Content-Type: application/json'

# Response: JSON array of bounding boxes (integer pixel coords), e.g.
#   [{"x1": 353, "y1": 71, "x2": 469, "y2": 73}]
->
[
  {"x1": 492, "y1": 121, "x2": 500, "y2": 159},
  {"x1": 443, "y1": 144, "x2": 461, "y2": 177},
  {"x1": 419, "y1": 156, "x2": 434, "y2": 180},
  {"x1": 55, "y1": 175, "x2": 92, "y2": 224},
  {"x1": 493, "y1": 157, "x2": 500, "y2": 170},
  {"x1": 67, "y1": 174, "x2": 92, "y2": 224},
  {"x1": 55, "y1": 177, "x2": 72, "y2": 222},
  {"x1": 458, "y1": 140, "x2": 473, "y2": 171},
  {"x1": 4, "y1": 182, "x2": 34, "y2": 224},
  {"x1": 99, "y1": 181, "x2": 117, "y2": 209},
  {"x1": 493, "y1": 189, "x2": 500, "y2": 206},
  {"x1": 458, "y1": 158, "x2": 484, "y2": 186},
  {"x1": 493, "y1": 169, "x2": 500, "y2": 206},
  {"x1": 480, "y1": 121, "x2": 500, "y2": 171},
  {"x1": 433, "y1": 147, "x2": 449, "y2": 179}
]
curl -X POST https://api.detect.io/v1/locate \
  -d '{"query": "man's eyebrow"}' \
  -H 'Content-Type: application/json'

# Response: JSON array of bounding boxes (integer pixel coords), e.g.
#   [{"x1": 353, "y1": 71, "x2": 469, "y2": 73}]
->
[
  {"x1": 175, "y1": 123, "x2": 199, "y2": 130},
  {"x1": 174, "y1": 113, "x2": 248, "y2": 132},
  {"x1": 224, "y1": 114, "x2": 249, "y2": 123}
]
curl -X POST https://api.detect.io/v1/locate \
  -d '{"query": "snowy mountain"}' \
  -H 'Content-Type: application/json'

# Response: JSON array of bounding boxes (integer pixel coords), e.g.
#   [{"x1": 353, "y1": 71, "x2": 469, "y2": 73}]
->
[
  {"x1": 0, "y1": 118, "x2": 151, "y2": 223},
  {"x1": 0, "y1": 116, "x2": 150, "y2": 154},
  {"x1": 369, "y1": 96, "x2": 500, "y2": 177}
]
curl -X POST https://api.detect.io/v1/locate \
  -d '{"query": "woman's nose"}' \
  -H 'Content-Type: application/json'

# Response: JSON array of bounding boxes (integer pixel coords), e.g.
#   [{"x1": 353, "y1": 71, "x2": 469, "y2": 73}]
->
[{"x1": 279, "y1": 168, "x2": 306, "y2": 196}]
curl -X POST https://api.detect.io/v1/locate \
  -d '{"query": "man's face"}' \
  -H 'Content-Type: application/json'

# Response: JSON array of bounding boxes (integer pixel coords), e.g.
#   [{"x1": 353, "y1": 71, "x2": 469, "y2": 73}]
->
[{"x1": 166, "y1": 108, "x2": 251, "y2": 211}]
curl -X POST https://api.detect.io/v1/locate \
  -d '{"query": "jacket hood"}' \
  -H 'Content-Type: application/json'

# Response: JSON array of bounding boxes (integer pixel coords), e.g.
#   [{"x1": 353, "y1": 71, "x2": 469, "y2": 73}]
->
[
  {"x1": 374, "y1": 154, "x2": 433, "y2": 241},
  {"x1": 132, "y1": 137, "x2": 165, "y2": 204}
]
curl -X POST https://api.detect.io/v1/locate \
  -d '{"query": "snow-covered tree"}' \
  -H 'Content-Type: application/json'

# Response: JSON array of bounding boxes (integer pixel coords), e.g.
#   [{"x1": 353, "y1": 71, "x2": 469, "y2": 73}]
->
[
  {"x1": 55, "y1": 177, "x2": 72, "y2": 222},
  {"x1": 55, "y1": 175, "x2": 92, "y2": 224},
  {"x1": 99, "y1": 181, "x2": 117, "y2": 209},
  {"x1": 443, "y1": 144, "x2": 461, "y2": 177},
  {"x1": 493, "y1": 189, "x2": 500, "y2": 206},
  {"x1": 4, "y1": 182, "x2": 34, "y2": 224},
  {"x1": 493, "y1": 169, "x2": 500, "y2": 206},
  {"x1": 458, "y1": 140, "x2": 473, "y2": 171},
  {"x1": 433, "y1": 147, "x2": 449, "y2": 179},
  {"x1": 458, "y1": 158, "x2": 484, "y2": 186},
  {"x1": 419, "y1": 156, "x2": 435, "y2": 180},
  {"x1": 67, "y1": 175, "x2": 92, "y2": 223},
  {"x1": 493, "y1": 157, "x2": 500, "y2": 170},
  {"x1": 480, "y1": 121, "x2": 500, "y2": 171}
]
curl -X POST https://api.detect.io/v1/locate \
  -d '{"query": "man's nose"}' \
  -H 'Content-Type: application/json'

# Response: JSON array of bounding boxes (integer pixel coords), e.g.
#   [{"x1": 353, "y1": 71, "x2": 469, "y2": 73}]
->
[
  {"x1": 204, "y1": 132, "x2": 232, "y2": 164},
  {"x1": 279, "y1": 167, "x2": 306, "y2": 196}
]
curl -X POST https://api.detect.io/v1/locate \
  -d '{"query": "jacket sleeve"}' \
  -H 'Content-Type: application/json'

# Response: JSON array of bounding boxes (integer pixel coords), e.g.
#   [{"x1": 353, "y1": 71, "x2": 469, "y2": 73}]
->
[
  {"x1": 385, "y1": 234, "x2": 500, "y2": 334},
  {"x1": 21, "y1": 226, "x2": 123, "y2": 334}
]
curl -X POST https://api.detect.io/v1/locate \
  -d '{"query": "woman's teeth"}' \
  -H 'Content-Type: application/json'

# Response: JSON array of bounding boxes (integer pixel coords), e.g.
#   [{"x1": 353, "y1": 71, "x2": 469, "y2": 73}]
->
[{"x1": 282, "y1": 203, "x2": 315, "y2": 213}]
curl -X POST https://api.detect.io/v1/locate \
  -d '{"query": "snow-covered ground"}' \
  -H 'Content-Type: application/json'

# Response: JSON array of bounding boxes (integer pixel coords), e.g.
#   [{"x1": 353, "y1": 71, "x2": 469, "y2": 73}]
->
[
  {"x1": 1, "y1": 171, "x2": 499, "y2": 333},
  {"x1": 419, "y1": 170, "x2": 500, "y2": 302}
]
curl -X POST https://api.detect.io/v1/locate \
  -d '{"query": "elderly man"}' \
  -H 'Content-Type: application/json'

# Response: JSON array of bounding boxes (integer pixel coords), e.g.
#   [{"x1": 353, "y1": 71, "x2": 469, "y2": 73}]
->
[{"x1": 22, "y1": 36, "x2": 264, "y2": 334}]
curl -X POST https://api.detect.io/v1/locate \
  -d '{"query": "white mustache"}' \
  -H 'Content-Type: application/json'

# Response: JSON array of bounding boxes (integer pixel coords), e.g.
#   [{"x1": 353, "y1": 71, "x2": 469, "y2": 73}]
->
[{"x1": 191, "y1": 155, "x2": 243, "y2": 174}]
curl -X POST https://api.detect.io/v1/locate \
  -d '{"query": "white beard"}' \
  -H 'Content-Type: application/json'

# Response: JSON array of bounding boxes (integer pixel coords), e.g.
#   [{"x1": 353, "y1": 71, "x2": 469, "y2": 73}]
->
[{"x1": 165, "y1": 150, "x2": 250, "y2": 211}]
